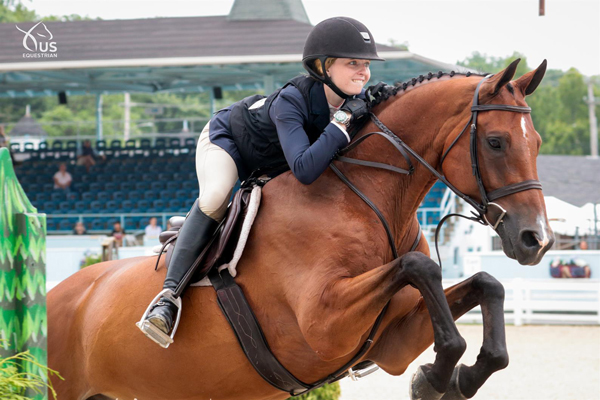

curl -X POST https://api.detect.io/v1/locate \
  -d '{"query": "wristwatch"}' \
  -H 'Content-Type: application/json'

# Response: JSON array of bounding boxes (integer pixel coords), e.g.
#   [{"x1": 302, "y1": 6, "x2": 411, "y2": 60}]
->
[{"x1": 333, "y1": 110, "x2": 351, "y2": 127}]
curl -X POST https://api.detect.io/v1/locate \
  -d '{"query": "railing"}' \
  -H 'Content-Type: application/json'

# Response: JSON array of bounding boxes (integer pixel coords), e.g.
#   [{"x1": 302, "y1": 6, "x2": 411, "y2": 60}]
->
[
  {"x1": 46, "y1": 212, "x2": 186, "y2": 234},
  {"x1": 418, "y1": 188, "x2": 456, "y2": 242},
  {"x1": 444, "y1": 278, "x2": 600, "y2": 325}
]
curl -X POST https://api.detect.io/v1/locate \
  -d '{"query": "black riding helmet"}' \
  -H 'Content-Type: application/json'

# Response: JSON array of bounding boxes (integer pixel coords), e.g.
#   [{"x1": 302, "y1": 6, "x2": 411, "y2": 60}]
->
[{"x1": 302, "y1": 17, "x2": 385, "y2": 99}]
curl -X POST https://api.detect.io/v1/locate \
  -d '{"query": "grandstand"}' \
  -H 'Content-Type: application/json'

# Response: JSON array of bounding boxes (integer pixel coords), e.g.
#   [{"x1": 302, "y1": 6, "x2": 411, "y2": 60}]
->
[{"x1": 12, "y1": 138, "x2": 450, "y2": 235}]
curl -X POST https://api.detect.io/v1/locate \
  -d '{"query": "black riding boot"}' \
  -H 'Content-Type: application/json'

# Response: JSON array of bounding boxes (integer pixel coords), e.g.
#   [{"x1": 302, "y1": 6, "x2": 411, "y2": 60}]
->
[{"x1": 144, "y1": 202, "x2": 218, "y2": 336}]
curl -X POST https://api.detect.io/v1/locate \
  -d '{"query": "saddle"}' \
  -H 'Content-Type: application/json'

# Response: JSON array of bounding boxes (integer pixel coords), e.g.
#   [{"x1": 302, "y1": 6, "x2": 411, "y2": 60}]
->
[{"x1": 157, "y1": 184, "x2": 256, "y2": 285}]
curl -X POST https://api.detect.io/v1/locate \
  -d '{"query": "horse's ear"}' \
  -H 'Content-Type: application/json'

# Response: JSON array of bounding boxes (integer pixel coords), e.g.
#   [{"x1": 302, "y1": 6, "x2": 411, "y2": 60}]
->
[
  {"x1": 514, "y1": 59, "x2": 547, "y2": 96},
  {"x1": 484, "y1": 58, "x2": 521, "y2": 97}
]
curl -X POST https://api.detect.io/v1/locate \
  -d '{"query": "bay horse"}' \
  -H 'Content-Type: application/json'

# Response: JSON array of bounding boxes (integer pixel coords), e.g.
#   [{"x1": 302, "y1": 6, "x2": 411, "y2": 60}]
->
[{"x1": 48, "y1": 58, "x2": 554, "y2": 400}]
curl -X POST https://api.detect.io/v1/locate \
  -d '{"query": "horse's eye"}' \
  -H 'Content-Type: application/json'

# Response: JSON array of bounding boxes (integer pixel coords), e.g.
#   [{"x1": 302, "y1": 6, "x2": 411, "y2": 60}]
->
[{"x1": 488, "y1": 138, "x2": 502, "y2": 150}]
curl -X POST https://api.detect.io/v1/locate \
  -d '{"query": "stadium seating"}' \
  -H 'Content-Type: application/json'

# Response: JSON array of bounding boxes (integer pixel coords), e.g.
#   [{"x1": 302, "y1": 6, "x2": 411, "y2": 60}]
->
[{"x1": 14, "y1": 138, "x2": 448, "y2": 233}]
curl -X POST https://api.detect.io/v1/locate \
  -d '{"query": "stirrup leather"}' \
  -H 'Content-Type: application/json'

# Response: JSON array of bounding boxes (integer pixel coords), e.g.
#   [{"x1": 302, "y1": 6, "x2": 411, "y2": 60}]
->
[{"x1": 136, "y1": 289, "x2": 182, "y2": 348}]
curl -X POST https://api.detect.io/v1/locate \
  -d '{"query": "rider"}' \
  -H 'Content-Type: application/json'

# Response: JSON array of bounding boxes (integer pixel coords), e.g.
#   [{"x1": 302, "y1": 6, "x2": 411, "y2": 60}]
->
[{"x1": 138, "y1": 17, "x2": 385, "y2": 346}]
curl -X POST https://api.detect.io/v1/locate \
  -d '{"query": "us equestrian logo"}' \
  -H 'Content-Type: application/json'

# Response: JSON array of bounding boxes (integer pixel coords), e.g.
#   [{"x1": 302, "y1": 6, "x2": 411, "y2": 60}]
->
[{"x1": 16, "y1": 21, "x2": 58, "y2": 58}]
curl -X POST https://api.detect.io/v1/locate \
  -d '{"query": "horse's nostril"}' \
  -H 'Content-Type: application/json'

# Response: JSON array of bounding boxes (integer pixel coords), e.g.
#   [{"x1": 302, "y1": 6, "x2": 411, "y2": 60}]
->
[{"x1": 521, "y1": 230, "x2": 540, "y2": 248}]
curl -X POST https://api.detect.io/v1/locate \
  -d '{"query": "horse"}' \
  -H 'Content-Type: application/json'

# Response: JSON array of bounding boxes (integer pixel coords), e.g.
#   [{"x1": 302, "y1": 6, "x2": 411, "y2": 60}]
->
[{"x1": 47, "y1": 58, "x2": 554, "y2": 400}]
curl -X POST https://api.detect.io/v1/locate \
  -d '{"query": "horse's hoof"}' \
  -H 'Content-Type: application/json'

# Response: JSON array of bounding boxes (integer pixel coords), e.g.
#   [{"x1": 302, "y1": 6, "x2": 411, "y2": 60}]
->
[
  {"x1": 409, "y1": 366, "x2": 444, "y2": 400},
  {"x1": 440, "y1": 364, "x2": 469, "y2": 400}
]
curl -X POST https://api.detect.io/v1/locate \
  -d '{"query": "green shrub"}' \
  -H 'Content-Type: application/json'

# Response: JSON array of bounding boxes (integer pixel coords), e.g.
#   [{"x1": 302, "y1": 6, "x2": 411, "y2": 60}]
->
[
  {"x1": 289, "y1": 382, "x2": 341, "y2": 400},
  {"x1": 0, "y1": 347, "x2": 62, "y2": 399},
  {"x1": 80, "y1": 250, "x2": 102, "y2": 268}
]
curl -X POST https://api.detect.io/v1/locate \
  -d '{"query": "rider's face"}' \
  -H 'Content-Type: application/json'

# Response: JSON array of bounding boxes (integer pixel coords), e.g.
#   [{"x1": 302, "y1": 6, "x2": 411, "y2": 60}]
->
[{"x1": 327, "y1": 58, "x2": 371, "y2": 96}]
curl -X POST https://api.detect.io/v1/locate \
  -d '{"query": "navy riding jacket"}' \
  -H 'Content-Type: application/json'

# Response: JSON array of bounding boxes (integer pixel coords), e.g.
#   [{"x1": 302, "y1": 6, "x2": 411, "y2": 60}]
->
[{"x1": 209, "y1": 75, "x2": 365, "y2": 184}]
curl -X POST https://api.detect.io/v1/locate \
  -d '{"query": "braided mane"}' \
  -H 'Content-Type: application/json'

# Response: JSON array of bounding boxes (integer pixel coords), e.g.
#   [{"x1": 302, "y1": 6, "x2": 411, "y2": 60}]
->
[{"x1": 369, "y1": 70, "x2": 489, "y2": 107}]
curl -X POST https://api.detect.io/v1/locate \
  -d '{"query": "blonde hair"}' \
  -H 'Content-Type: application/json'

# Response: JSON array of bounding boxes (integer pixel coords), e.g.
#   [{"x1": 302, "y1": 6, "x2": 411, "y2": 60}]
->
[{"x1": 313, "y1": 58, "x2": 337, "y2": 76}]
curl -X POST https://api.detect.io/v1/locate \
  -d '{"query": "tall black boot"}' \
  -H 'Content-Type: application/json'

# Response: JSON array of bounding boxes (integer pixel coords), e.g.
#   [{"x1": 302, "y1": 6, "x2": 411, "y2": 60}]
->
[{"x1": 140, "y1": 201, "x2": 218, "y2": 344}]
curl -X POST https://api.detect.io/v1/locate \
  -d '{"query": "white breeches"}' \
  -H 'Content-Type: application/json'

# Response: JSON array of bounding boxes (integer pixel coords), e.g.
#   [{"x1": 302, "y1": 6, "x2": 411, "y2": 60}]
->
[{"x1": 195, "y1": 122, "x2": 239, "y2": 221}]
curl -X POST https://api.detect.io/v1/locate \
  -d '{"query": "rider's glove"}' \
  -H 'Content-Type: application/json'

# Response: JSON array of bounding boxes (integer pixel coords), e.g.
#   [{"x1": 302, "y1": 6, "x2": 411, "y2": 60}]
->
[{"x1": 341, "y1": 98, "x2": 369, "y2": 123}]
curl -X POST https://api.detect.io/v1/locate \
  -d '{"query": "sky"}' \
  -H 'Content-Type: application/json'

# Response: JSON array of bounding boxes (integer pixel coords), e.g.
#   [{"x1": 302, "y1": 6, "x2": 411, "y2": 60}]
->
[{"x1": 27, "y1": 0, "x2": 600, "y2": 76}]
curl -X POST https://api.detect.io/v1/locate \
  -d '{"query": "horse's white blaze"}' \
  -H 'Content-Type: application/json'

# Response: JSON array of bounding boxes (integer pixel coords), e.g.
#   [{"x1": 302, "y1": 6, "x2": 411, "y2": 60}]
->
[
  {"x1": 537, "y1": 217, "x2": 550, "y2": 251},
  {"x1": 521, "y1": 117, "x2": 528, "y2": 139}
]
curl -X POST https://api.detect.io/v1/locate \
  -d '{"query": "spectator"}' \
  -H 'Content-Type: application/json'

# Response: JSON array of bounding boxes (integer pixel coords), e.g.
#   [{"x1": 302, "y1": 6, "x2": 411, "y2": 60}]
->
[
  {"x1": 144, "y1": 217, "x2": 162, "y2": 239},
  {"x1": 53, "y1": 162, "x2": 72, "y2": 192},
  {"x1": 579, "y1": 240, "x2": 589, "y2": 250},
  {"x1": 110, "y1": 221, "x2": 126, "y2": 247},
  {"x1": 73, "y1": 221, "x2": 87, "y2": 235},
  {"x1": 77, "y1": 139, "x2": 105, "y2": 172}
]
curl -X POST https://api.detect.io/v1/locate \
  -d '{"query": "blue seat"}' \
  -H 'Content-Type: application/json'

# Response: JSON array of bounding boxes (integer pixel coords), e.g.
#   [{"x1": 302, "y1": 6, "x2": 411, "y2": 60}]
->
[
  {"x1": 172, "y1": 172, "x2": 186, "y2": 181},
  {"x1": 74, "y1": 201, "x2": 86, "y2": 213},
  {"x1": 128, "y1": 190, "x2": 142, "y2": 201},
  {"x1": 127, "y1": 173, "x2": 139, "y2": 183},
  {"x1": 140, "y1": 139, "x2": 151, "y2": 150},
  {"x1": 90, "y1": 182, "x2": 103, "y2": 192},
  {"x1": 35, "y1": 192, "x2": 50, "y2": 203},
  {"x1": 184, "y1": 137, "x2": 196, "y2": 148},
  {"x1": 90, "y1": 200, "x2": 103, "y2": 211},
  {"x1": 66, "y1": 192, "x2": 79, "y2": 201},
  {"x1": 156, "y1": 189, "x2": 170, "y2": 200},
  {"x1": 105, "y1": 182, "x2": 118, "y2": 191},
  {"x1": 143, "y1": 190, "x2": 156, "y2": 200},
  {"x1": 138, "y1": 217, "x2": 150, "y2": 229},
  {"x1": 125, "y1": 139, "x2": 136, "y2": 150},
  {"x1": 97, "y1": 192, "x2": 110, "y2": 202},
  {"x1": 72, "y1": 182, "x2": 89, "y2": 193},
  {"x1": 142, "y1": 173, "x2": 154, "y2": 182},
  {"x1": 157, "y1": 173, "x2": 170, "y2": 181},
  {"x1": 189, "y1": 189, "x2": 199, "y2": 199},
  {"x1": 91, "y1": 219, "x2": 105, "y2": 230},
  {"x1": 152, "y1": 199, "x2": 165, "y2": 209},
  {"x1": 96, "y1": 140, "x2": 107, "y2": 152},
  {"x1": 119, "y1": 182, "x2": 134, "y2": 191},
  {"x1": 46, "y1": 219, "x2": 57, "y2": 231},
  {"x1": 58, "y1": 219, "x2": 73, "y2": 231},
  {"x1": 66, "y1": 140, "x2": 78, "y2": 151},
  {"x1": 165, "y1": 181, "x2": 179, "y2": 191},
  {"x1": 23, "y1": 142, "x2": 35, "y2": 152},
  {"x1": 110, "y1": 140, "x2": 122, "y2": 150},
  {"x1": 29, "y1": 183, "x2": 41, "y2": 193},
  {"x1": 58, "y1": 201, "x2": 71, "y2": 212},
  {"x1": 167, "y1": 199, "x2": 181, "y2": 211},
  {"x1": 105, "y1": 200, "x2": 118, "y2": 212},
  {"x1": 51, "y1": 141, "x2": 63, "y2": 150},
  {"x1": 137, "y1": 200, "x2": 149, "y2": 210},
  {"x1": 154, "y1": 138, "x2": 166, "y2": 149},
  {"x1": 121, "y1": 200, "x2": 133, "y2": 212},
  {"x1": 112, "y1": 191, "x2": 125, "y2": 201},
  {"x1": 81, "y1": 192, "x2": 94, "y2": 202},
  {"x1": 168, "y1": 138, "x2": 181, "y2": 148},
  {"x1": 42, "y1": 201, "x2": 58, "y2": 213},
  {"x1": 182, "y1": 181, "x2": 196, "y2": 190},
  {"x1": 50, "y1": 192, "x2": 65, "y2": 202},
  {"x1": 150, "y1": 182, "x2": 164, "y2": 191},
  {"x1": 175, "y1": 189, "x2": 188, "y2": 200}
]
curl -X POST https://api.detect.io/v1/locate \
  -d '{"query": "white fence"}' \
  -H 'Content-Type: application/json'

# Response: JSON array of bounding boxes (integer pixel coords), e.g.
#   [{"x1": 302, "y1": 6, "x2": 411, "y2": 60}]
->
[{"x1": 444, "y1": 278, "x2": 600, "y2": 325}]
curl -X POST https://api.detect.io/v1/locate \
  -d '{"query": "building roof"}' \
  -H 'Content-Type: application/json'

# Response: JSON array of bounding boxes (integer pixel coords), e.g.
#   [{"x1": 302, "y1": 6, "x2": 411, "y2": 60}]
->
[
  {"x1": 0, "y1": 0, "x2": 465, "y2": 97},
  {"x1": 228, "y1": 0, "x2": 310, "y2": 23},
  {"x1": 537, "y1": 155, "x2": 600, "y2": 206},
  {"x1": 9, "y1": 115, "x2": 48, "y2": 138}
]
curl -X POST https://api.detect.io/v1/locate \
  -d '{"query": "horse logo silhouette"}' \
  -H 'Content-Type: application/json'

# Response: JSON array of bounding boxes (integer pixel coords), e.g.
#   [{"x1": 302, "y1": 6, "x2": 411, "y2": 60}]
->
[{"x1": 16, "y1": 21, "x2": 57, "y2": 53}]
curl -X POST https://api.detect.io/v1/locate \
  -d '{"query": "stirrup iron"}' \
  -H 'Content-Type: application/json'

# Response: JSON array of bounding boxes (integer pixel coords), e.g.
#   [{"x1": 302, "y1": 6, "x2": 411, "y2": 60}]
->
[{"x1": 136, "y1": 289, "x2": 183, "y2": 348}]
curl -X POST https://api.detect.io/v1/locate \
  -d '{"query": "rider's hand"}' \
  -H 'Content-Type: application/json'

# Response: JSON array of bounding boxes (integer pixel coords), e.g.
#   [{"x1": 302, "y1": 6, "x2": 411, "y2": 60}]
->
[{"x1": 341, "y1": 98, "x2": 369, "y2": 122}]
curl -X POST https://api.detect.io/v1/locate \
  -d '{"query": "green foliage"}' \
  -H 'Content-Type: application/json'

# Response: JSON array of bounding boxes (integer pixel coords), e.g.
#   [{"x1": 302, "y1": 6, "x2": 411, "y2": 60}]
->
[
  {"x1": 289, "y1": 383, "x2": 341, "y2": 400},
  {"x1": 80, "y1": 251, "x2": 102, "y2": 268},
  {"x1": 0, "y1": 0, "x2": 36, "y2": 23},
  {"x1": 0, "y1": 346, "x2": 61, "y2": 399}
]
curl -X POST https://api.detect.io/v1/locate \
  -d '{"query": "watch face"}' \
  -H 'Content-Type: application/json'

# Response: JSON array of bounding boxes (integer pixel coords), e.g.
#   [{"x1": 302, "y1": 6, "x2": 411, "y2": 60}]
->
[{"x1": 334, "y1": 111, "x2": 348, "y2": 124}]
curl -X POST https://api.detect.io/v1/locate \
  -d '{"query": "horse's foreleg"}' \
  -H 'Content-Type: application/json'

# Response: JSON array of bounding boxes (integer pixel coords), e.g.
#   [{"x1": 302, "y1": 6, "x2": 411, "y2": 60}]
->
[
  {"x1": 390, "y1": 252, "x2": 466, "y2": 398},
  {"x1": 440, "y1": 272, "x2": 508, "y2": 400}
]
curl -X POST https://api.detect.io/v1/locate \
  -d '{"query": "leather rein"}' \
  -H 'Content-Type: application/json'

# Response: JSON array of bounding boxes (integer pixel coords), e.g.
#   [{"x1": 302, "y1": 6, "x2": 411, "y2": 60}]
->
[{"x1": 312, "y1": 74, "x2": 543, "y2": 395}]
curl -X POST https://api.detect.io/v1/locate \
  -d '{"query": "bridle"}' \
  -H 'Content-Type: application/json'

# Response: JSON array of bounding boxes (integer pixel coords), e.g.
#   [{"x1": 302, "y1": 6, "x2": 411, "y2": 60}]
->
[
  {"x1": 274, "y1": 74, "x2": 545, "y2": 397},
  {"x1": 335, "y1": 74, "x2": 543, "y2": 235}
]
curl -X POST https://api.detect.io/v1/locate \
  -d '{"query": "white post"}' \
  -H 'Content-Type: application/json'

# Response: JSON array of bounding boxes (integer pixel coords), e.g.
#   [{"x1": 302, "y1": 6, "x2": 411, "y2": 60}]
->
[{"x1": 124, "y1": 92, "x2": 131, "y2": 142}]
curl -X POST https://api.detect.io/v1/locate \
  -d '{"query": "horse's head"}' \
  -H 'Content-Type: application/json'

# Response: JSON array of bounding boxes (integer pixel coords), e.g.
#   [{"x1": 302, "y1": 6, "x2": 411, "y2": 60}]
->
[{"x1": 442, "y1": 59, "x2": 554, "y2": 265}]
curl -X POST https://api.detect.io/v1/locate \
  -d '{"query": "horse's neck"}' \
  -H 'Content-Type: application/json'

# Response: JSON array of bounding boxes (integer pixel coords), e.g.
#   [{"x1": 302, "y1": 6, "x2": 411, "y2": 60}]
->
[{"x1": 346, "y1": 80, "x2": 472, "y2": 247}]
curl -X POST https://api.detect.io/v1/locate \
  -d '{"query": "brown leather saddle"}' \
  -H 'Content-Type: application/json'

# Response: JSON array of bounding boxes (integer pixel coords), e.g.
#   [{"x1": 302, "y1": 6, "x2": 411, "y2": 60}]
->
[{"x1": 156, "y1": 185, "x2": 255, "y2": 287}]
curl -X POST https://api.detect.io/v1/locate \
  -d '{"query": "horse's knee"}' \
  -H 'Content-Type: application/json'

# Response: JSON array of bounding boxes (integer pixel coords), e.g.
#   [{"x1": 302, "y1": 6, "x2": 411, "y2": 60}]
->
[
  {"x1": 400, "y1": 252, "x2": 442, "y2": 283},
  {"x1": 472, "y1": 272, "x2": 505, "y2": 301}
]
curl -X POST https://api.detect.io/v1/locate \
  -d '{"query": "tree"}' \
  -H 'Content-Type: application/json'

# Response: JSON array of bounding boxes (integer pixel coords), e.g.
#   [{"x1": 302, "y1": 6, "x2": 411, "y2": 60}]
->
[{"x1": 0, "y1": 0, "x2": 36, "y2": 23}]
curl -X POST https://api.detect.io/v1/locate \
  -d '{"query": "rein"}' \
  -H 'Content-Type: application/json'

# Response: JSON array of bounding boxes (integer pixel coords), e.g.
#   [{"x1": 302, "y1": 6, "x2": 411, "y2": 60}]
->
[{"x1": 318, "y1": 75, "x2": 543, "y2": 392}]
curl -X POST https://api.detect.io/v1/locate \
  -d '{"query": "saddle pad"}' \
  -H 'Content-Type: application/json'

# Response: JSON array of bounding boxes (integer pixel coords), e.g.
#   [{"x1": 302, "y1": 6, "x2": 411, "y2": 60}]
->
[{"x1": 191, "y1": 185, "x2": 262, "y2": 287}]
